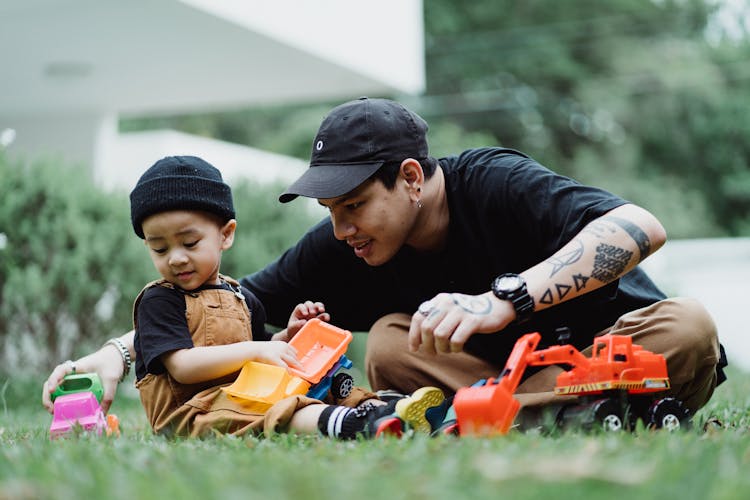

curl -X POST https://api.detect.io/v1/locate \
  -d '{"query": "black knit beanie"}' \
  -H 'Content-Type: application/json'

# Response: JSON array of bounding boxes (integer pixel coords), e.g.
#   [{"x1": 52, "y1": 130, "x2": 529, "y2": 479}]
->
[{"x1": 130, "y1": 156, "x2": 235, "y2": 239}]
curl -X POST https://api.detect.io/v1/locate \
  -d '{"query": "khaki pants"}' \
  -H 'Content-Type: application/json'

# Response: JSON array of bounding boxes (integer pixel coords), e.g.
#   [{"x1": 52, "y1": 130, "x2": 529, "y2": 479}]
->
[{"x1": 365, "y1": 297, "x2": 721, "y2": 415}]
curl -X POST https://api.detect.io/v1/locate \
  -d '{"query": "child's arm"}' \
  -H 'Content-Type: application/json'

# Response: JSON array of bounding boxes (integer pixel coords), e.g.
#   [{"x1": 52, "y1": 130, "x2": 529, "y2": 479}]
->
[
  {"x1": 272, "y1": 300, "x2": 330, "y2": 342},
  {"x1": 162, "y1": 340, "x2": 301, "y2": 385}
]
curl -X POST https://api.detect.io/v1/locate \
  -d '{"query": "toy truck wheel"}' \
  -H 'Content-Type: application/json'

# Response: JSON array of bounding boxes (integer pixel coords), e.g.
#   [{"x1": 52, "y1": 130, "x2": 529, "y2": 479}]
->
[
  {"x1": 592, "y1": 398, "x2": 624, "y2": 432},
  {"x1": 331, "y1": 373, "x2": 354, "y2": 399},
  {"x1": 647, "y1": 397, "x2": 691, "y2": 431}
]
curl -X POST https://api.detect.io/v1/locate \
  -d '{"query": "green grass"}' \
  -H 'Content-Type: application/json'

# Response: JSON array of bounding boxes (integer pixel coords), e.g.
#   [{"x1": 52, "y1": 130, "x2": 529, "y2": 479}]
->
[{"x1": 1, "y1": 368, "x2": 748, "y2": 500}]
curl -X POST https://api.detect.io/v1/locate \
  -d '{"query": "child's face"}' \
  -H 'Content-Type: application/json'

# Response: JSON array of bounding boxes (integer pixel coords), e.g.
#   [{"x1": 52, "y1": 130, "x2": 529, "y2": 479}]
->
[{"x1": 141, "y1": 210, "x2": 236, "y2": 291}]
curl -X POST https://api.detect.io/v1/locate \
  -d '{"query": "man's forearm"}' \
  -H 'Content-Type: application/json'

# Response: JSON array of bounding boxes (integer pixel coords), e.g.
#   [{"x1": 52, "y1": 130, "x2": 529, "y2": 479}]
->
[{"x1": 523, "y1": 203, "x2": 666, "y2": 312}]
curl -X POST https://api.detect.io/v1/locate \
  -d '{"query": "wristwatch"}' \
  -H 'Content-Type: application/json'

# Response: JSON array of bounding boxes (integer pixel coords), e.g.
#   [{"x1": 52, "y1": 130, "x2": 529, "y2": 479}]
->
[{"x1": 491, "y1": 273, "x2": 535, "y2": 323}]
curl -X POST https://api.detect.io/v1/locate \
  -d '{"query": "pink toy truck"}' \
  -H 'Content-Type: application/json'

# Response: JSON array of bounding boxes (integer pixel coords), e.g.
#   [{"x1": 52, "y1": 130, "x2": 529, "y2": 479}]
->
[{"x1": 49, "y1": 373, "x2": 120, "y2": 439}]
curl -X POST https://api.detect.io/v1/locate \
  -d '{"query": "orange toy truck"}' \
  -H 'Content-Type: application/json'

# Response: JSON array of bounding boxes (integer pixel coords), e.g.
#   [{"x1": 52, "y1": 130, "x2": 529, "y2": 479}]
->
[{"x1": 453, "y1": 330, "x2": 690, "y2": 436}]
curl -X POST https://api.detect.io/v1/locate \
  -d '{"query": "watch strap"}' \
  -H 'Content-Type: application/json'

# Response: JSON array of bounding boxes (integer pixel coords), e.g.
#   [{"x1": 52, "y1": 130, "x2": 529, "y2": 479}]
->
[{"x1": 492, "y1": 273, "x2": 535, "y2": 323}]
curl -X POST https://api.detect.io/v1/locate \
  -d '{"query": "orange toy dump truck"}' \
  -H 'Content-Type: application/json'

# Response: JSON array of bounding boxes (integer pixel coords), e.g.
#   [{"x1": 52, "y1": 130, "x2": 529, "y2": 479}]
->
[{"x1": 453, "y1": 331, "x2": 690, "y2": 436}]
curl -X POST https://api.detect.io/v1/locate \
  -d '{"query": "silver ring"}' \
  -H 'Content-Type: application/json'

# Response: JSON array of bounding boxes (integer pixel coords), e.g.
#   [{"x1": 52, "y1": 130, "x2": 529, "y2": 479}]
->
[
  {"x1": 418, "y1": 301, "x2": 435, "y2": 317},
  {"x1": 66, "y1": 359, "x2": 76, "y2": 374}
]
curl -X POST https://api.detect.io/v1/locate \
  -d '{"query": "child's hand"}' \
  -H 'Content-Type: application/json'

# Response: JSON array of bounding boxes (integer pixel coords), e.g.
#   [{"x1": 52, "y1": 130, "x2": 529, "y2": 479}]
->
[
  {"x1": 255, "y1": 341, "x2": 302, "y2": 369},
  {"x1": 286, "y1": 301, "x2": 330, "y2": 340}
]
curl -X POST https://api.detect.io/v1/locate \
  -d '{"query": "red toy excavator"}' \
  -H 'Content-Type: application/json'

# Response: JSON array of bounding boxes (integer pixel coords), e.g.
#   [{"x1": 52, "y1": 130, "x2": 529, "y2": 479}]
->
[{"x1": 453, "y1": 331, "x2": 690, "y2": 436}]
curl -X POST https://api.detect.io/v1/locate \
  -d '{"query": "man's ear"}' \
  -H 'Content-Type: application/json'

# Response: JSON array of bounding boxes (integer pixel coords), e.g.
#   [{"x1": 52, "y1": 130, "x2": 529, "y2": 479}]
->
[
  {"x1": 400, "y1": 158, "x2": 424, "y2": 197},
  {"x1": 220, "y1": 219, "x2": 237, "y2": 250}
]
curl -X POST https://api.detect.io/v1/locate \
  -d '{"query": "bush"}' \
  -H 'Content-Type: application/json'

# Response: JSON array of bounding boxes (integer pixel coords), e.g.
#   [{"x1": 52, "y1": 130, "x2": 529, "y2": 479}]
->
[
  {"x1": 0, "y1": 154, "x2": 321, "y2": 375},
  {"x1": 0, "y1": 154, "x2": 154, "y2": 373},
  {"x1": 221, "y1": 178, "x2": 321, "y2": 279}
]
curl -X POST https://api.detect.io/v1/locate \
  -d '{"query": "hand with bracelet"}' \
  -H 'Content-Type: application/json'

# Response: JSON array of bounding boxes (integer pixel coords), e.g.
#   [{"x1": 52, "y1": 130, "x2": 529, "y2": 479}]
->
[{"x1": 42, "y1": 330, "x2": 134, "y2": 414}]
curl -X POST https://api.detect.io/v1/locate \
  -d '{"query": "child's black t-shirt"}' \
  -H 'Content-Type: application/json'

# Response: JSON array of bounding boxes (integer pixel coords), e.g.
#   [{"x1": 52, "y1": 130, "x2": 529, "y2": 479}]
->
[{"x1": 134, "y1": 282, "x2": 269, "y2": 380}]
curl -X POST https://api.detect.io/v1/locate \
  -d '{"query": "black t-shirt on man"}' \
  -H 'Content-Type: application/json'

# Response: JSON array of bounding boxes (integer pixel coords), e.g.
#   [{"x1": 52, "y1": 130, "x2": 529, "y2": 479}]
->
[{"x1": 242, "y1": 148, "x2": 666, "y2": 365}]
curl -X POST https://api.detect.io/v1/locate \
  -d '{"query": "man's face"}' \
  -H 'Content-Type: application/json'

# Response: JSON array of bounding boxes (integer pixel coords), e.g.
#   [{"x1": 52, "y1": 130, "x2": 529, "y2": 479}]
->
[{"x1": 318, "y1": 178, "x2": 416, "y2": 266}]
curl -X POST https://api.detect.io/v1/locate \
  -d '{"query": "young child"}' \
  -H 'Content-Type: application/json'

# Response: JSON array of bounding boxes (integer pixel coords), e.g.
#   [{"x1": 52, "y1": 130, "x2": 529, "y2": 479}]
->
[{"x1": 129, "y1": 155, "x2": 444, "y2": 439}]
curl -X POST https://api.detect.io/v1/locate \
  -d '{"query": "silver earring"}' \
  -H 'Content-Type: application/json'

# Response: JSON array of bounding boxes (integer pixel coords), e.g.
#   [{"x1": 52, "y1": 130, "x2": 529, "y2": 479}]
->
[{"x1": 416, "y1": 199, "x2": 423, "y2": 209}]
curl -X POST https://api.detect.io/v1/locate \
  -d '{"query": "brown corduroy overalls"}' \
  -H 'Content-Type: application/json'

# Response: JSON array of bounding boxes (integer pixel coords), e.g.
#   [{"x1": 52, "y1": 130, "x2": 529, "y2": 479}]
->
[{"x1": 134, "y1": 276, "x2": 374, "y2": 438}]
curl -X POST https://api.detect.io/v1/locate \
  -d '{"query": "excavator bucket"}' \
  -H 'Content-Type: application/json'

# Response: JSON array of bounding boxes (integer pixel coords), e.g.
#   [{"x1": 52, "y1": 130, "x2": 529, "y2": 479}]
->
[
  {"x1": 453, "y1": 332, "x2": 541, "y2": 436},
  {"x1": 453, "y1": 379, "x2": 520, "y2": 436}
]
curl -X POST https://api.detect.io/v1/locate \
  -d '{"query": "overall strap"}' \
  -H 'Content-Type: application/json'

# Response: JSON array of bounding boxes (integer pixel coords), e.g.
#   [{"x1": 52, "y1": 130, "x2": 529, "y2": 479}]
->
[{"x1": 132, "y1": 279, "x2": 175, "y2": 329}]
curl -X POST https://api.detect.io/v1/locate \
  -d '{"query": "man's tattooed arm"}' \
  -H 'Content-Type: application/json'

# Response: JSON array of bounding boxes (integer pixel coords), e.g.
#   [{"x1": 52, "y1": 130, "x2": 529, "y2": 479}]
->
[
  {"x1": 534, "y1": 205, "x2": 663, "y2": 308},
  {"x1": 600, "y1": 215, "x2": 652, "y2": 262}
]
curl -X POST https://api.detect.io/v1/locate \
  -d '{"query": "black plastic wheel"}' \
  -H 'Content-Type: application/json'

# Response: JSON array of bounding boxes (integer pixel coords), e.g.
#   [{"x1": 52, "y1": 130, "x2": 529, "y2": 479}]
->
[
  {"x1": 591, "y1": 398, "x2": 625, "y2": 432},
  {"x1": 558, "y1": 397, "x2": 625, "y2": 432},
  {"x1": 331, "y1": 372, "x2": 354, "y2": 399},
  {"x1": 647, "y1": 397, "x2": 691, "y2": 431}
]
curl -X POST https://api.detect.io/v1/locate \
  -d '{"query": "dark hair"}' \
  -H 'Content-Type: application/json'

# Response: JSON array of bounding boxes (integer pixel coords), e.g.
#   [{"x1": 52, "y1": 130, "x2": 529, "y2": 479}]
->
[{"x1": 370, "y1": 157, "x2": 438, "y2": 190}]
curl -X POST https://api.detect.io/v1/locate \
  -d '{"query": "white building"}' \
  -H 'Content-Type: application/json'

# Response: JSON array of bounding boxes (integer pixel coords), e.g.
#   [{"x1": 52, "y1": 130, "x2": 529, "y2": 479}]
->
[{"x1": 0, "y1": 0, "x2": 425, "y2": 190}]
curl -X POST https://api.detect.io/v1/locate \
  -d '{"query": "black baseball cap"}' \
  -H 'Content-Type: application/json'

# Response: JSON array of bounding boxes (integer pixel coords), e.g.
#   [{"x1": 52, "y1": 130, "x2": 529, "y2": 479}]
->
[{"x1": 279, "y1": 97, "x2": 429, "y2": 203}]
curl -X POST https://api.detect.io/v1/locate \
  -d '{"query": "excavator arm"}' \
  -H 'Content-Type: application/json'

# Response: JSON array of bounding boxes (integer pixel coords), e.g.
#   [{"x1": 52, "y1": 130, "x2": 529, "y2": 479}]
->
[{"x1": 526, "y1": 344, "x2": 591, "y2": 370}]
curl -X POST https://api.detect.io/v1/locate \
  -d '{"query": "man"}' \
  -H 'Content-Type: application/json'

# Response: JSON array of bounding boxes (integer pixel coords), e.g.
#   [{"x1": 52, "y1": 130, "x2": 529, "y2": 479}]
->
[
  {"x1": 44, "y1": 97, "x2": 726, "y2": 423},
  {"x1": 246, "y1": 96, "x2": 725, "y2": 416}
]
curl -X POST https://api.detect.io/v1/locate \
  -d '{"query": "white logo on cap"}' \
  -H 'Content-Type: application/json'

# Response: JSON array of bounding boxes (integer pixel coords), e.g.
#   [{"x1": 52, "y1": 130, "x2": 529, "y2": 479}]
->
[{"x1": 316, "y1": 140, "x2": 324, "y2": 151}]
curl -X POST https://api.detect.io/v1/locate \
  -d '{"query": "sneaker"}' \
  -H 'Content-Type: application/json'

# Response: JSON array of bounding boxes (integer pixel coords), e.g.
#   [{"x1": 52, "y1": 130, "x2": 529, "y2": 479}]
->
[
  {"x1": 432, "y1": 419, "x2": 460, "y2": 436},
  {"x1": 375, "y1": 389, "x2": 408, "y2": 403},
  {"x1": 395, "y1": 387, "x2": 446, "y2": 433},
  {"x1": 352, "y1": 401, "x2": 404, "y2": 438},
  {"x1": 429, "y1": 397, "x2": 458, "y2": 436}
]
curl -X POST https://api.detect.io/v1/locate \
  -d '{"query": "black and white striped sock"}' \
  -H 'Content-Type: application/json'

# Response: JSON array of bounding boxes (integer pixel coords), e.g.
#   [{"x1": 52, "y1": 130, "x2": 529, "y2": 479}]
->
[{"x1": 318, "y1": 406, "x2": 357, "y2": 439}]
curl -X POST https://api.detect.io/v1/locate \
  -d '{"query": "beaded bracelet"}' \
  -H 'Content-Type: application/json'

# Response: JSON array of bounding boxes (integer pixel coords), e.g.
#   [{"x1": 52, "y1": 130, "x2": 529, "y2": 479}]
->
[{"x1": 104, "y1": 338, "x2": 132, "y2": 382}]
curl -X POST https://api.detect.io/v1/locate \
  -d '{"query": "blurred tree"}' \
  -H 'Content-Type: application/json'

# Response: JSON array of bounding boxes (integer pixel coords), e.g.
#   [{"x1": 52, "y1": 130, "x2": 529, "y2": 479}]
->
[
  {"x1": 121, "y1": 0, "x2": 750, "y2": 237},
  {"x1": 420, "y1": 0, "x2": 749, "y2": 236},
  {"x1": 0, "y1": 154, "x2": 319, "y2": 374},
  {"x1": 221, "y1": 178, "x2": 322, "y2": 278},
  {"x1": 0, "y1": 154, "x2": 153, "y2": 371}
]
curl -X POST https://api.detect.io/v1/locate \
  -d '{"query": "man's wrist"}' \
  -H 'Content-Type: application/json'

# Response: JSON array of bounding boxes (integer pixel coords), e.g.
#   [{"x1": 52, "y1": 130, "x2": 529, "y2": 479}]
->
[
  {"x1": 490, "y1": 273, "x2": 534, "y2": 324},
  {"x1": 104, "y1": 338, "x2": 131, "y2": 382}
]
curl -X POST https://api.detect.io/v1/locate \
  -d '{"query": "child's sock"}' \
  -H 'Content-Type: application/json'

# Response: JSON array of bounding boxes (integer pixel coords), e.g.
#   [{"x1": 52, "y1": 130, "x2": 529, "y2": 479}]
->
[
  {"x1": 317, "y1": 402, "x2": 401, "y2": 439},
  {"x1": 317, "y1": 406, "x2": 355, "y2": 439}
]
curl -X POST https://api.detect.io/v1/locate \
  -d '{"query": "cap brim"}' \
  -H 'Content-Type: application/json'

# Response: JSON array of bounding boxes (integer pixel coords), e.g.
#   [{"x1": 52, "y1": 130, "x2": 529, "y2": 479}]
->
[{"x1": 278, "y1": 162, "x2": 384, "y2": 203}]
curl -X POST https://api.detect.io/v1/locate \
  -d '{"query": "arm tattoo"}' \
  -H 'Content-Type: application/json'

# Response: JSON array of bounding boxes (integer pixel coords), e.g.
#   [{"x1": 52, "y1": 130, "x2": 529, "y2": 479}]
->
[
  {"x1": 545, "y1": 239, "x2": 584, "y2": 277},
  {"x1": 592, "y1": 243, "x2": 633, "y2": 283},
  {"x1": 451, "y1": 294, "x2": 492, "y2": 315},
  {"x1": 600, "y1": 215, "x2": 651, "y2": 262},
  {"x1": 539, "y1": 277, "x2": 587, "y2": 306},
  {"x1": 573, "y1": 273, "x2": 589, "y2": 291},
  {"x1": 581, "y1": 221, "x2": 616, "y2": 239}
]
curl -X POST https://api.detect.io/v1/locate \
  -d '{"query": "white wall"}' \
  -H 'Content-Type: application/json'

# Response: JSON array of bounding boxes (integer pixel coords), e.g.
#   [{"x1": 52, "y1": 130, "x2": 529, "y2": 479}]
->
[
  {"x1": 97, "y1": 129, "x2": 308, "y2": 192},
  {"x1": 640, "y1": 238, "x2": 750, "y2": 371}
]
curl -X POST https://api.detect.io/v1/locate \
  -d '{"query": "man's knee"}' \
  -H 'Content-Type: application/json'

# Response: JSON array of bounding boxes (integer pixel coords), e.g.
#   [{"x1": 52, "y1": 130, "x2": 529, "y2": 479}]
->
[
  {"x1": 668, "y1": 297, "x2": 717, "y2": 343},
  {"x1": 656, "y1": 297, "x2": 721, "y2": 412},
  {"x1": 365, "y1": 313, "x2": 409, "y2": 367},
  {"x1": 364, "y1": 313, "x2": 411, "y2": 389},
  {"x1": 663, "y1": 297, "x2": 720, "y2": 364}
]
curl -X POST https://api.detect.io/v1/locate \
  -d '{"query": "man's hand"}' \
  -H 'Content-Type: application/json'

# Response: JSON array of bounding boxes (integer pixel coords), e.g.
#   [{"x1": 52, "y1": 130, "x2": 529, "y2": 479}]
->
[{"x1": 408, "y1": 292, "x2": 515, "y2": 354}]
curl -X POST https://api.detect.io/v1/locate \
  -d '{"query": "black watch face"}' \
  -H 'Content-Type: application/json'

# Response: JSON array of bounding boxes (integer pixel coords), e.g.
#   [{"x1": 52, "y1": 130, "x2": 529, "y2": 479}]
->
[{"x1": 495, "y1": 275, "x2": 522, "y2": 292}]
